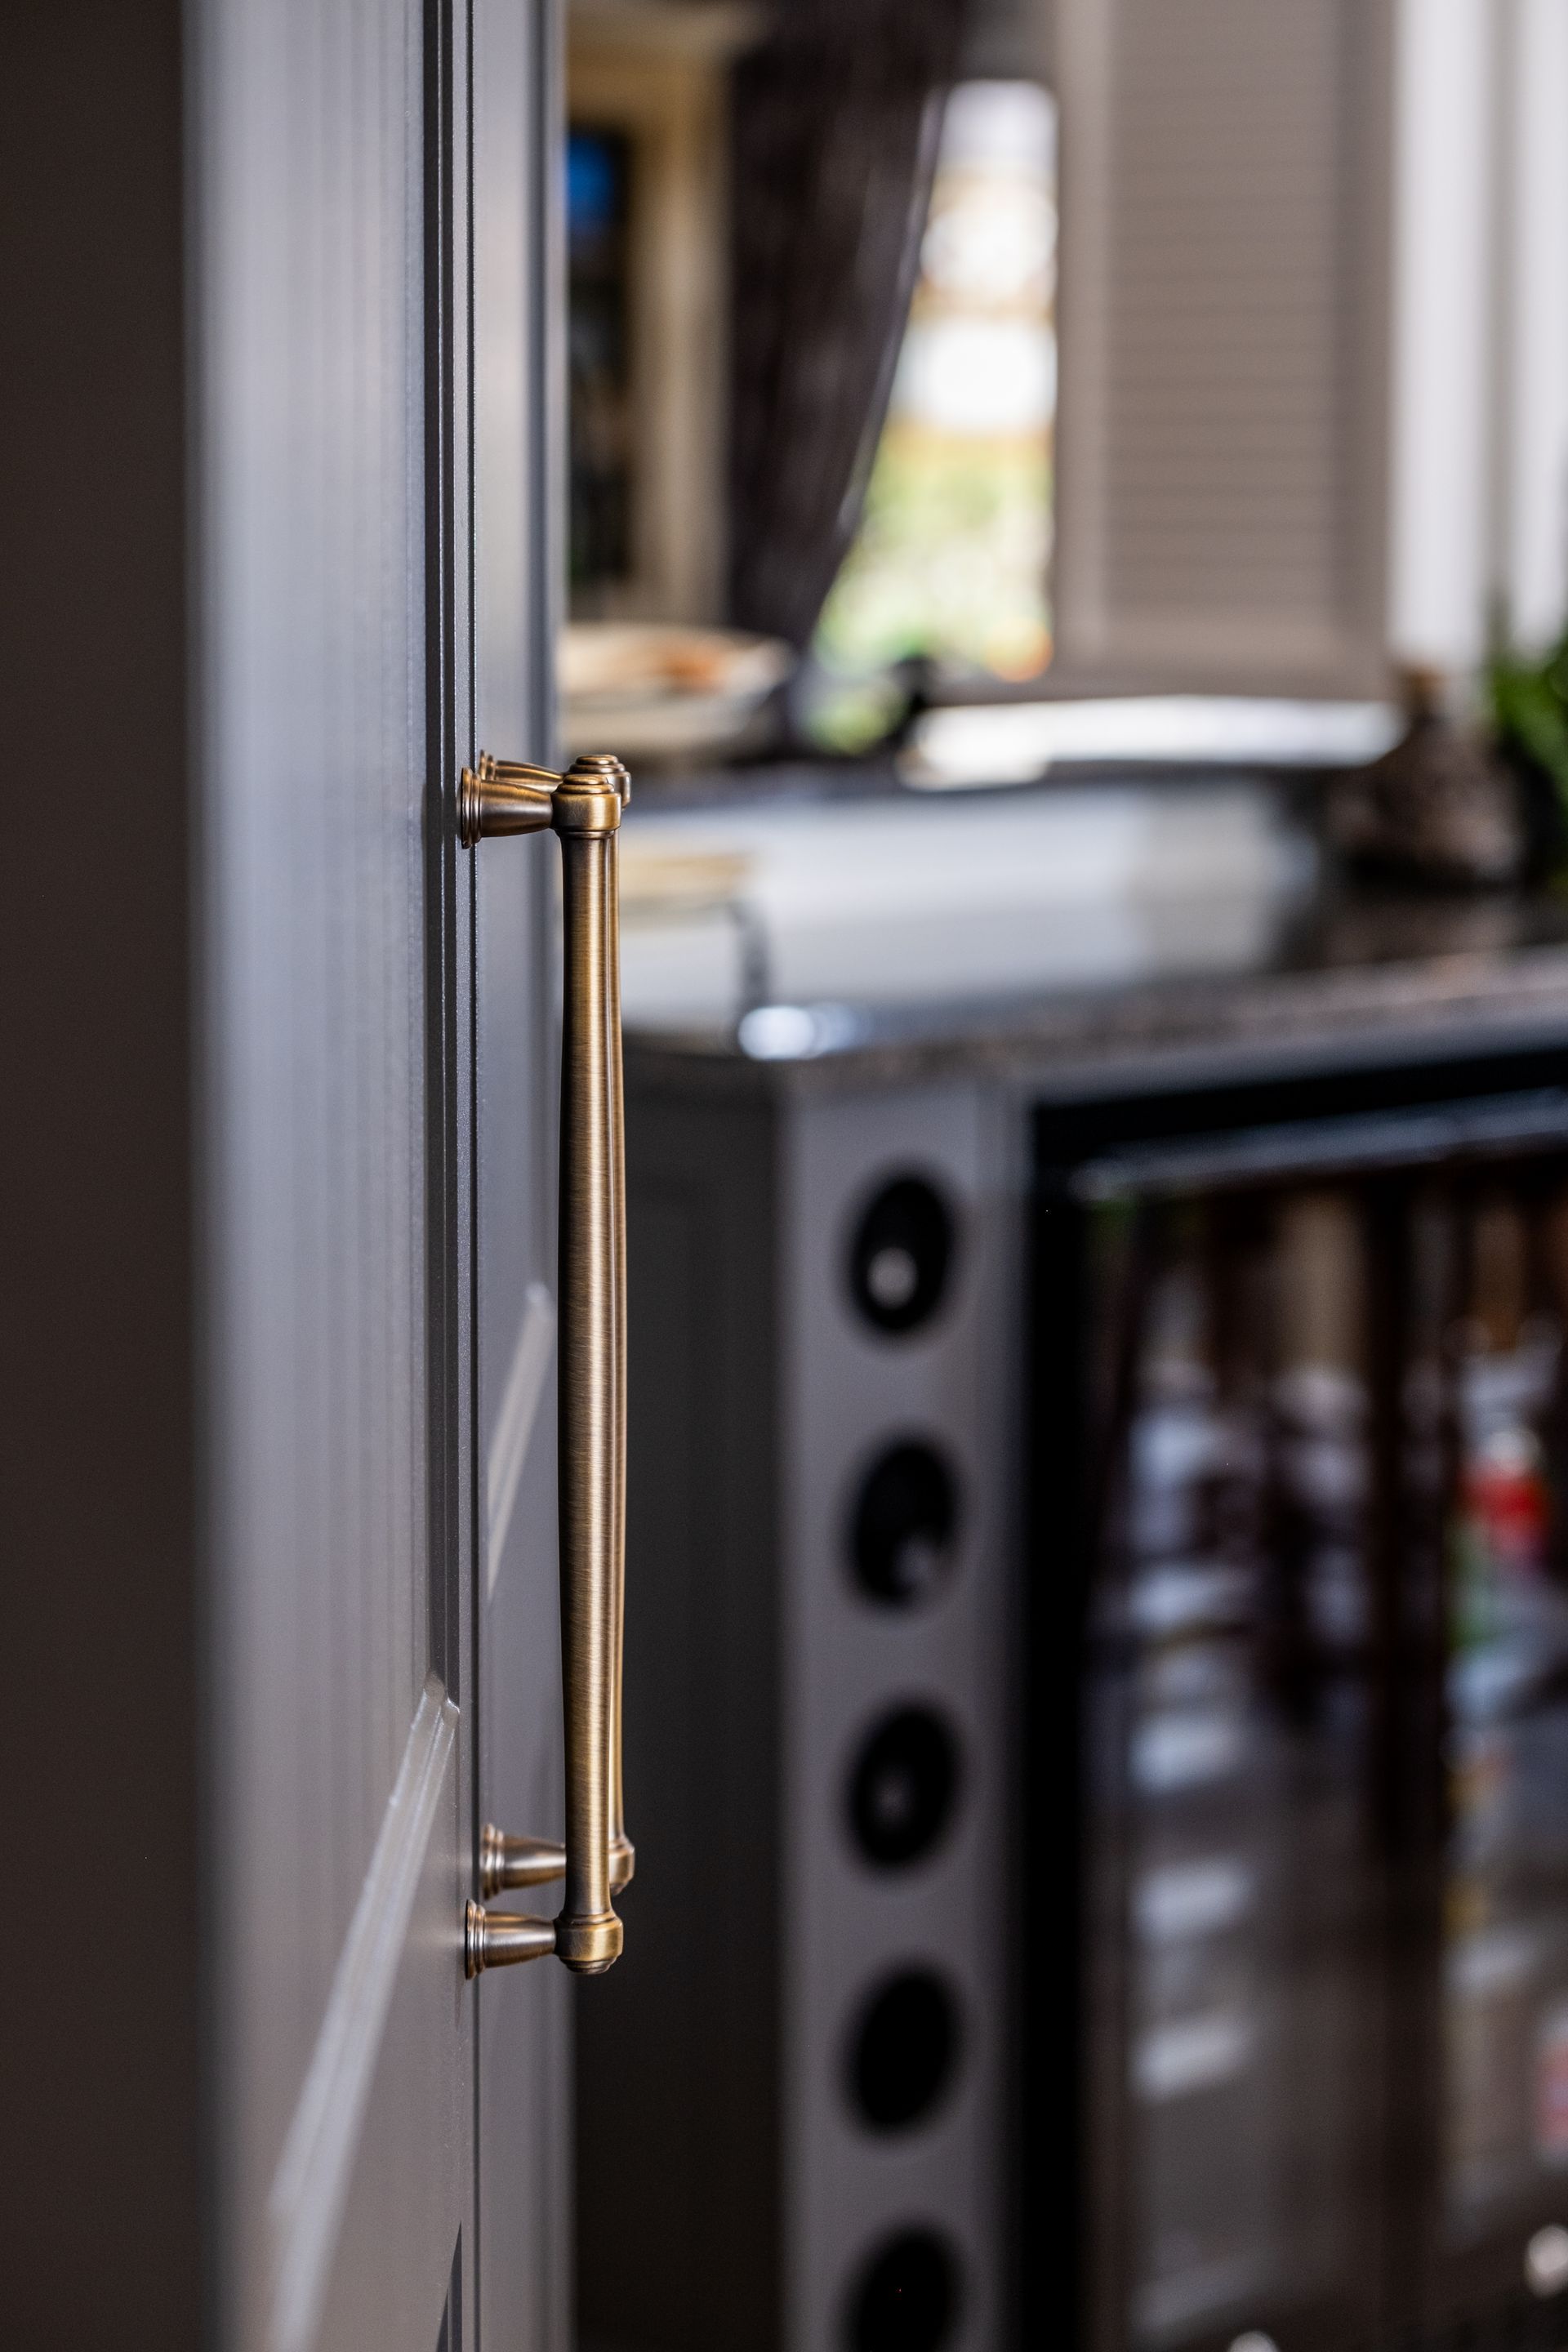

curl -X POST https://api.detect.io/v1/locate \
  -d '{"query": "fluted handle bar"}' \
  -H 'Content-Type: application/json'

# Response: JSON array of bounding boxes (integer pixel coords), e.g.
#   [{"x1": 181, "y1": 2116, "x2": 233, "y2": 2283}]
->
[{"x1": 461, "y1": 751, "x2": 633, "y2": 1980}]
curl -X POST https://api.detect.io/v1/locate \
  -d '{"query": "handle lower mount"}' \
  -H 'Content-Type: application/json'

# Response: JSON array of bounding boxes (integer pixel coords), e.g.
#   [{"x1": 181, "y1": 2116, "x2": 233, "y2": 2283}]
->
[{"x1": 460, "y1": 751, "x2": 633, "y2": 1979}]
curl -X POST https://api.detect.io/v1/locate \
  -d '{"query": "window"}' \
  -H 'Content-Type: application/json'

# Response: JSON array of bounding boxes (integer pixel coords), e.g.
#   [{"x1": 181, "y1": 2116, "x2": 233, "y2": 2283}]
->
[{"x1": 813, "y1": 80, "x2": 1058, "y2": 738}]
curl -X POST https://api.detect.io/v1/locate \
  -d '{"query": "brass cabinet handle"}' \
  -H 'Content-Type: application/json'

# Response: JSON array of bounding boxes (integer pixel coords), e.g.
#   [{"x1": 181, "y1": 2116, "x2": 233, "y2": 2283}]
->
[
  {"x1": 476, "y1": 1825, "x2": 635, "y2": 1898},
  {"x1": 460, "y1": 752, "x2": 633, "y2": 1978}
]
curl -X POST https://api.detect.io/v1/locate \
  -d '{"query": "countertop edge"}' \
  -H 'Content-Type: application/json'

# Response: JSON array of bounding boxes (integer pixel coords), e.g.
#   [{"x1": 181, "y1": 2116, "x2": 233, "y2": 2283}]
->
[{"x1": 623, "y1": 939, "x2": 1568, "y2": 1104}]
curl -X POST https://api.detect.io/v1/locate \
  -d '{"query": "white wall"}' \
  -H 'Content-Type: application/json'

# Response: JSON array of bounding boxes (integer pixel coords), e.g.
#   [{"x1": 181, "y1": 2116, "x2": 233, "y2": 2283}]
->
[
  {"x1": 1503, "y1": 0, "x2": 1568, "y2": 650},
  {"x1": 1388, "y1": 0, "x2": 1568, "y2": 670}
]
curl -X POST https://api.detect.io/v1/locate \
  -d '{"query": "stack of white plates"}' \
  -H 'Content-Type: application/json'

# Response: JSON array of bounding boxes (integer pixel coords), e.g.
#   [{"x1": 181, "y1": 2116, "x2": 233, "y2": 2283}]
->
[{"x1": 560, "y1": 622, "x2": 792, "y2": 762}]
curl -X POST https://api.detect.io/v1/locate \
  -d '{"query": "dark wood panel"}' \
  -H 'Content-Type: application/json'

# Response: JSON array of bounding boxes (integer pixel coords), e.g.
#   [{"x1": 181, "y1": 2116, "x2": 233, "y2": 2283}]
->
[{"x1": 0, "y1": 5, "x2": 202, "y2": 2347}]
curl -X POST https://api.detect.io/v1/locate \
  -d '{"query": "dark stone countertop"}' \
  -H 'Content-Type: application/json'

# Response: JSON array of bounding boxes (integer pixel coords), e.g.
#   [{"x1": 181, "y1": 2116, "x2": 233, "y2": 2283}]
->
[{"x1": 624, "y1": 882, "x2": 1568, "y2": 1103}]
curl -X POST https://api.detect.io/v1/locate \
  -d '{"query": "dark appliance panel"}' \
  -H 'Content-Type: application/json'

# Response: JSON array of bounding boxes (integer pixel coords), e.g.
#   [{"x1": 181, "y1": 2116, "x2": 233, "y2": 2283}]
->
[{"x1": 1034, "y1": 1088, "x2": 1568, "y2": 2352}]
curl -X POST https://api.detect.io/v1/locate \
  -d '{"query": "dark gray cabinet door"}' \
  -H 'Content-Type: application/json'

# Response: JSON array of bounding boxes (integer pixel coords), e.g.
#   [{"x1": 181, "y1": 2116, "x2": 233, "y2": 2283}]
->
[
  {"x1": 472, "y1": 0, "x2": 572, "y2": 2346},
  {"x1": 197, "y1": 0, "x2": 558, "y2": 2345}
]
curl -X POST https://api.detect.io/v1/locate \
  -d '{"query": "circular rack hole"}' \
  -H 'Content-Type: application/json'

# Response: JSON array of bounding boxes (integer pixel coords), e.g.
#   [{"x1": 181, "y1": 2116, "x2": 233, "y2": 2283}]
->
[
  {"x1": 848, "y1": 1177, "x2": 956, "y2": 1337},
  {"x1": 850, "y1": 1441, "x2": 961, "y2": 1609},
  {"x1": 847, "y1": 1967, "x2": 962, "y2": 2132},
  {"x1": 848, "y1": 1705, "x2": 962, "y2": 1869},
  {"x1": 847, "y1": 2227, "x2": 964, "y2": 2352}
]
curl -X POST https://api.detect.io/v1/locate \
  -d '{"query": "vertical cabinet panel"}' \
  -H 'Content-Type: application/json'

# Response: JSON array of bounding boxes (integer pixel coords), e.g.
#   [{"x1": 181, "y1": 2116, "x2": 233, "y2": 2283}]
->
[
  {"x1": 472, "y1": 0, "x2": 570, "y2": 2345},
  {"x1": 198, "y1": 0, "x2": 484, "y2": 2341}
]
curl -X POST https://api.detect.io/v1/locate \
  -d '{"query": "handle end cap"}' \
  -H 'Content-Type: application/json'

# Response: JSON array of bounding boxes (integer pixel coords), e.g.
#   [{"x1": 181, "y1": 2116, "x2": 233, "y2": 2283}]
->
[{"x1": 554, "y1": 1908, "x2": 623, "y2": 1973}]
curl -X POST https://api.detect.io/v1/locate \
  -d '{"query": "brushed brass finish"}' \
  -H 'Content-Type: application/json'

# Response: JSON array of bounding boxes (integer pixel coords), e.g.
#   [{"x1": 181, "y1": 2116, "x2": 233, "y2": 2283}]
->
[
  {"x1": 461, "y1": 751, "x2": 633, "y2": 1976},
  {"x1": 466, "y1": 1900, "x2": 555, "y2": 1978},
  {"x1": 608, "y1": 783, "x2": 635, "y2": 1894},
  {"x1": 479, "y1": 1824, "x2": 566, "y2": 1897},
  {"x1": 553, "y1": 755, "x2": 625, "y2": 1975},
  {"x1": 479, "y1": 1822, "x2": 634, "y2": 1899},
  {"x1": 457, "y1": 751, "x2": 558, "y2": 844}
]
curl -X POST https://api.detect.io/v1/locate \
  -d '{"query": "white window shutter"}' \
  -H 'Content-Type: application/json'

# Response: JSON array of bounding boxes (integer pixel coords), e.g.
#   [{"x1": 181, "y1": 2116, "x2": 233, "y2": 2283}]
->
[{"x1": 1051, "y1": 0, "x2": 1395, "y2": 695}]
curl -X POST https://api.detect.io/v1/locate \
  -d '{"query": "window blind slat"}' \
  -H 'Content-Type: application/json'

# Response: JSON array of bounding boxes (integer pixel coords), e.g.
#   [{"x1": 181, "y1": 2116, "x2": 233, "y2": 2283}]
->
[{"x1": 1053, "y1": 0, "x2": 1394, "y2": 693}]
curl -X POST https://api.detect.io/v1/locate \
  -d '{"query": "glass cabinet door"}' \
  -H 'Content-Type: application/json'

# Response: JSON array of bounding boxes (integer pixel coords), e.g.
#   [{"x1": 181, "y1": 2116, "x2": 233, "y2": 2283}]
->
[
  {"x1": 1061, "y1": 1118, "x2": 1568, "y2": 2352},
  {"x1": 1082, "y1": 1185, "x2": 1383, "y2": 2352},
  {"x1": 1423, "y1": 1170, "x2": 1568, "y2": 2333}
]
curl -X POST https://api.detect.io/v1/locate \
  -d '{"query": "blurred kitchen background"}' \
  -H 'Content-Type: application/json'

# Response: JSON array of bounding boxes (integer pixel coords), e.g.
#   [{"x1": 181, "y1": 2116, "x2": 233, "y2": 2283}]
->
[{"x1": 560, "y1": 9, "x2": 1568, "y2": 2352}]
